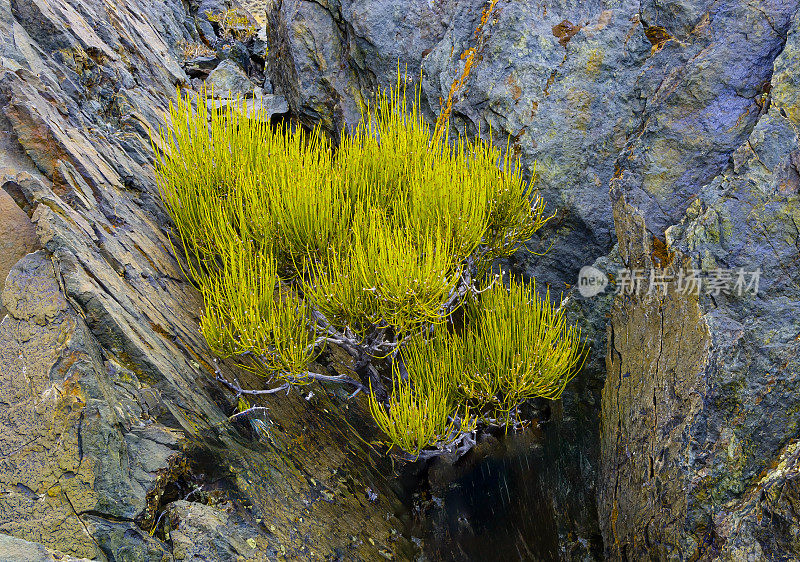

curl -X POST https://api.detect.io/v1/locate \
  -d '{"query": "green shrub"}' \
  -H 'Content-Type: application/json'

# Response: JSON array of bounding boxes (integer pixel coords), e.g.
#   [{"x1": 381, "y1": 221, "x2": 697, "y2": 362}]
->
[
  {"x1": 205, "y1": 9, "x2": 256, "y2": 42},
  {"x1": 152, "y1": 80, "x2": 585, "y2": 459}
]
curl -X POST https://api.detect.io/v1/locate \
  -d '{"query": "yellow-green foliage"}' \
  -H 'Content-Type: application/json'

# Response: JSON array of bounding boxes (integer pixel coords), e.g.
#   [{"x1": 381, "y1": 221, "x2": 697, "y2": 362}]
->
[
  {"x1": 368, "y1": 328, "x2": 472, "y2": 456},
  {"x1": 464, "y1": 280, "x2": 585, "y2": 417},
  {"x1": 369, "y1": 372, "x2": 474, "y2": 459},
  {"x1": 305, "y1": 209, "x2": 462, "y2": 337},
  {"x1": 152, "y1": 80, "x2": 583, "y2": 458},
  {"x1": 206, "y1": 9, "x2": 256, "y2": 41},
  {"x1": 199, "y1": 238, "x2": 316, "y2": 380},
  {"x1": 370, "y1": 279, "x2": 585, "y2": 455}
]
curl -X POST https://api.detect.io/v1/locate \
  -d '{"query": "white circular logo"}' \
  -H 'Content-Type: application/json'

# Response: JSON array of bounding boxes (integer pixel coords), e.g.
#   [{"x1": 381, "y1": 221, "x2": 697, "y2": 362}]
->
[{"x1": 577, "y1": 266, "x2": 608, "y2": 297}]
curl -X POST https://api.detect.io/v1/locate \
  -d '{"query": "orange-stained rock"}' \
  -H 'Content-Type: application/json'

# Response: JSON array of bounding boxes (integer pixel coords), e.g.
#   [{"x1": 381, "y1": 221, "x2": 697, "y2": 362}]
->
[{"x1": 0, "y1": 187, "x2": 39, "y2": 318}]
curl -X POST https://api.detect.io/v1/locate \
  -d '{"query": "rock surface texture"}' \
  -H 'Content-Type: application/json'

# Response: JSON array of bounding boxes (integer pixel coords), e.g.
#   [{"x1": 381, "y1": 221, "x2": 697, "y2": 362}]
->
[
  {"x1": 0, "y1": 188, "x2": 39, "y2": 317},
  {"x1": 1, "y1": 0, "x2": 800, "y2": 561},
  {"x1": 266, "y1": 0, "x2": 800, "y2": 560},
  {"x1": 0, "y1": 0, "x2": 410, "y2": 560},
  {"x1": 601, "y1": 6, "x2": 800, "y2": 561}
]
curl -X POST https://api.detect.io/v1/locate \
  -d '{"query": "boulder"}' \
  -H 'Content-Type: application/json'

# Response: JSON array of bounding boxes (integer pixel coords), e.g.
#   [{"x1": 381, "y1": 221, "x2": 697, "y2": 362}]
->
[
  {"x1": 165, "y1": 500, "x2": 275, "y2": 560},
  {"x1": 205, "y1": 59, "x2": 255, "y2": 98},
  {"x1": 215, "y1": 39, "x2": 252, "y2": 75},
  {"x1": 184, "y1": 55, "x2": 219, "y2": 79}
]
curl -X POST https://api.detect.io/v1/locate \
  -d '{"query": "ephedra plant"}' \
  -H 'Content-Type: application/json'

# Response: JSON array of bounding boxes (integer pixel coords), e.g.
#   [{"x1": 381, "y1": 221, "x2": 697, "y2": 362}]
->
[{"x1": 152, "y1": 80, "x2": 586, "y2": 459}]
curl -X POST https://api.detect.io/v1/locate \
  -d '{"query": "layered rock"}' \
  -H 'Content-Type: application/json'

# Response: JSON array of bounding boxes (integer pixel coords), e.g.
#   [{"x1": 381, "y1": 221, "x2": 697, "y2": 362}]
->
[{"x1": 0, "y1": 0, "x2": 411, "y2": 560}]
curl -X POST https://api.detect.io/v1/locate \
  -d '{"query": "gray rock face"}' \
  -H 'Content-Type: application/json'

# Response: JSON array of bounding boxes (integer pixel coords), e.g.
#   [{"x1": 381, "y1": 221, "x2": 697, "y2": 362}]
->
[
  {"x1": 613, "y1": 0, "x2": 799, "y2": 236},
  {"x1": 267, "y1": 0, "x2": 800, "y2": 559},
  {"x1": 0, "y1": 0, "x2": 413, "y2": 560},
  {"x1": 600, "y1": 10, "x2": 800, "y2": 561}
]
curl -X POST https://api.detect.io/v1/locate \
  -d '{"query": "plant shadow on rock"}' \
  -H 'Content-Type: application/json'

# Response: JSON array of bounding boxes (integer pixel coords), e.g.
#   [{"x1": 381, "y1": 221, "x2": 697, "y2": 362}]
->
[{"x1": 403, "y1": 412, "x2": 603, "y2": 561}]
